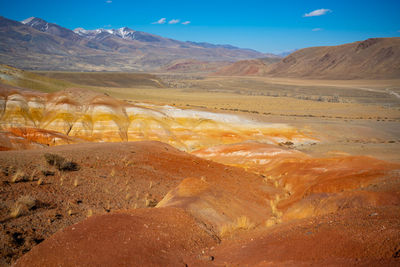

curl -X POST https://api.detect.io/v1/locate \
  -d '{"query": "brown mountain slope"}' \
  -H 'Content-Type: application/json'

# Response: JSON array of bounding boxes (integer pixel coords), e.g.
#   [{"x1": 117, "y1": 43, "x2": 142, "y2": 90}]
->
[
  {"x1": 158, "y1": 59, "x2": 231, "y2": 73},
  {"x1": 216, "y1": 38, "x2": 400, "y2": 79},
  {"x1": 0, "y1": 16, "x2": 268, "y2": 71},
  {"x1": 215, "y1": 59, "x2": 272, "y2": 76}
]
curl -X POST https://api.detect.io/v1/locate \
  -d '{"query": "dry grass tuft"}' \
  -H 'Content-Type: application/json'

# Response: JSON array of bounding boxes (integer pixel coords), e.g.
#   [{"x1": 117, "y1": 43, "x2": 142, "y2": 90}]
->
[
  {"x1": 17, "y1": 195, "x2": 36, "y2": 209},
  {"x1": 144, "y1": 194, "x2": 158, "y2": 207},
  {"x1": 220, "y1": 216, "x2": 255, "y2": 237},
  {"x1": 9, "y1": 195, "x2": 37, "y2": 219},
  {"x1": 124, "y1": 160, "x2": 132, "y2": 167},
  {"x1": 10, "y1": 205, "x2": 22, "y2": 218},
  {"x1": 110, "y1": 168, "x2": 115, "y2": 177},
  {"x1": 29, "y1": 169, "x2": 37, "y2": 181},
  {"x1": 11, "y1": 170, "x2": 26, "y2": 183}
]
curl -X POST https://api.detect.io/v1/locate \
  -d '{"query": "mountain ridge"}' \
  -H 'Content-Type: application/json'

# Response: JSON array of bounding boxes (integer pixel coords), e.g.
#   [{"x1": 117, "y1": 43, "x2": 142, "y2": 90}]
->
[
  {"x1": 0, "y1": 16, "x2": 274, "y2": 71},
  {"x1": 215, "y1": 37, "x2": 400, "y2": 79}
]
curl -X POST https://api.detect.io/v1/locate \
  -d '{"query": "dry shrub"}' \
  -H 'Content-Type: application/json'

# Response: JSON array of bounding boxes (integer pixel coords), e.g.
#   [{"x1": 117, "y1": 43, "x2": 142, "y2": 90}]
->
[
  {"x1": 145, "y1": 196, "x2": 157, "y2": 207},
  {"x1": 220, "y1": 216, "x2": 255, "y2": 237},
  {"x1": 44, "y1": 153, "x2": 79, "y2": 171}
]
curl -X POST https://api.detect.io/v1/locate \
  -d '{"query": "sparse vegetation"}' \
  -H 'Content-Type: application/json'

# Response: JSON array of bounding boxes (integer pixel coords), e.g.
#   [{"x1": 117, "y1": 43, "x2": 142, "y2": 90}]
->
[
  {"x1": 29, "y1": 169, "x2": 37, "y2": 181},
  {"x1": 9, "y1": 196, "x2": 37, "y2": 219},
  {"x1": 220, "y1": 216, "x2": 255, "y2": 237},
  {"x1": 44, "y1": 153, "x2": 79, "y2": 171},
  {"x1": 10, "y1": 170, "x2": 26, "y2": 183}
]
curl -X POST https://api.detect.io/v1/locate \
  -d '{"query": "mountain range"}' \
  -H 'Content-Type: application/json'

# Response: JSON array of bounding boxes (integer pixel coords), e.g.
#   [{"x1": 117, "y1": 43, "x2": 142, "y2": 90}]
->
[
  {"x1": 1, "y1": 15, "x2": 399, "y2": 78},
  {"x1": 0, "y1": 16, "x2": 275, "y2": 71},
  {"x1": 216, "y1": 37, "x2": 400, "y2": 79}
]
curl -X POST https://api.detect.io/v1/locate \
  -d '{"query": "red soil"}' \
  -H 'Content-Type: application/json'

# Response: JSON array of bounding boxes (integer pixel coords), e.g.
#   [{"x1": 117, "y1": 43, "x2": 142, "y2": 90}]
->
[
  {"x1": 1, "y1": 141, "x2": 399, "y2": 266},
  {"x1": 15, "y1": 207, "x2": 218, "y2": 267}
]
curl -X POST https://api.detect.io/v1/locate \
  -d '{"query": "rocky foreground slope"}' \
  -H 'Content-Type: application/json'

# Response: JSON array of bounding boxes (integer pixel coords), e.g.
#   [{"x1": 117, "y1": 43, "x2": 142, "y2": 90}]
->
[{"x1": 1, "y1": 140, "x2": 398, "y2": 266}]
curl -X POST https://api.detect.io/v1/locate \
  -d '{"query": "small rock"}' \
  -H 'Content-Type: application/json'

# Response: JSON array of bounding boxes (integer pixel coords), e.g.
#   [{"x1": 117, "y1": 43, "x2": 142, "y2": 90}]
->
[{"x1": 198, "y1": 255, "x2": 214, "y2": 261}]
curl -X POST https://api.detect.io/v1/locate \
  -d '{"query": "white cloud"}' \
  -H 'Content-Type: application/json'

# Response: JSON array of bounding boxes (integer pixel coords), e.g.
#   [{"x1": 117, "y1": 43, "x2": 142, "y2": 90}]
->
[
  {"x1": 168, "y1": 19, "x2": 180, "y2": 24},
  {"x1": 152, "y1": 18, "x2": 166, "y2": 24},
  {"x1": 303, "y1": 9, "x2": 332, "y2": 17},
  {"x1": 312, "y1": 28, "x2": 323, "y2": 31},
  {"x1": 182, "y1": 21, "x2": 191, "y2": 25},
  {"x1": 105, "y1": 0, "x2": 112, "y2": 3}
]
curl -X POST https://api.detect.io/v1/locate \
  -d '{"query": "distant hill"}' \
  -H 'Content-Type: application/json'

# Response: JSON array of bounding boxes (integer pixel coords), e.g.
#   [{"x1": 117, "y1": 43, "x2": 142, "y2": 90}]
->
[
  {"x1": 0, "y1": 16, "x2": 271, "y2": 71},
  {"x1": 157, "y1": 59, "x2": 232, "y2": 73},
  {"x1": 215, "y1": 38, "x2": 400, "y2": 79},
  {"x1": 214, "y1": 57, "x2": 280, "y2": 76}
]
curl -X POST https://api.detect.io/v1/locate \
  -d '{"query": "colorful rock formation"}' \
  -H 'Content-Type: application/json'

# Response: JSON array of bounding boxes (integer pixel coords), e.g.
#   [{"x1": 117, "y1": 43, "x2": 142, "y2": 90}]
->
[{"x1": 0, "y1": 86, "x2": 313, "y2": 151}]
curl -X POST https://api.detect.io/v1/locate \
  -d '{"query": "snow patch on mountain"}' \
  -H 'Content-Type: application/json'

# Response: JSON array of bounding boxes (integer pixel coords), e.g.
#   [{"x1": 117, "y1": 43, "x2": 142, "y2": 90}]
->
[
  {"x1": 21, "y1": 17, "x2": 36, "y2": 24},
  {"x1": 73, "y1": 27, "x2": 136, "y2": 40}
]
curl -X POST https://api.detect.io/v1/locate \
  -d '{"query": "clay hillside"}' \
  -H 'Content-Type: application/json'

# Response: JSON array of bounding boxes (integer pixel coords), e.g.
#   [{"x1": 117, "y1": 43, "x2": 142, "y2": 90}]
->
[{"x1": 216, "y1": 38, "x2": 400, "y2": 79}]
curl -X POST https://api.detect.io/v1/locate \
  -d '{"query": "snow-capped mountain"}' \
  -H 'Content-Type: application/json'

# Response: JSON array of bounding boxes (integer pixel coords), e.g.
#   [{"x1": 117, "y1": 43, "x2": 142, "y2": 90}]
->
[
  {"x1": 21, "y1": 16, "x2": 81, "y2": 41},
  {"x1": 74, "y1": 27, "x2": 136, "y2": 40},
  {"x1": 0, "y1": 16, "x2": 271, "y2": 71},
  {"x1": 73, "y1": 26, "x2": 168, "y2": 43},
  {"x1": 21, "y1": 17, "x2": 49, "y2": 31}
]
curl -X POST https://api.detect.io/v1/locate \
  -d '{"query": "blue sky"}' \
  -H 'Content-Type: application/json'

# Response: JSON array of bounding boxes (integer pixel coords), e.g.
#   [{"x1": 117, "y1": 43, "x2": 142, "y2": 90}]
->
[{"x1": 1, "y1": 0, "x2": 399, "y2": 53}]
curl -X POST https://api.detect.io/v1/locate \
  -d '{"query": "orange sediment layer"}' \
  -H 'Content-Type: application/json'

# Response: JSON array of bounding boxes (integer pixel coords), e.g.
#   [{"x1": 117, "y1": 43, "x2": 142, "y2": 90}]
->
[{"x1": 0, "y1": 87, "x2": 315, "y2": 151}]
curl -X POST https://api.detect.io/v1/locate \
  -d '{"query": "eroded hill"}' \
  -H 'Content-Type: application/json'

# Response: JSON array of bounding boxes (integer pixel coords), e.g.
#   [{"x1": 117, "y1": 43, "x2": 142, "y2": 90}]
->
[{"x1": 216, "y1": 38, "x2": 400, "y2": 79}]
